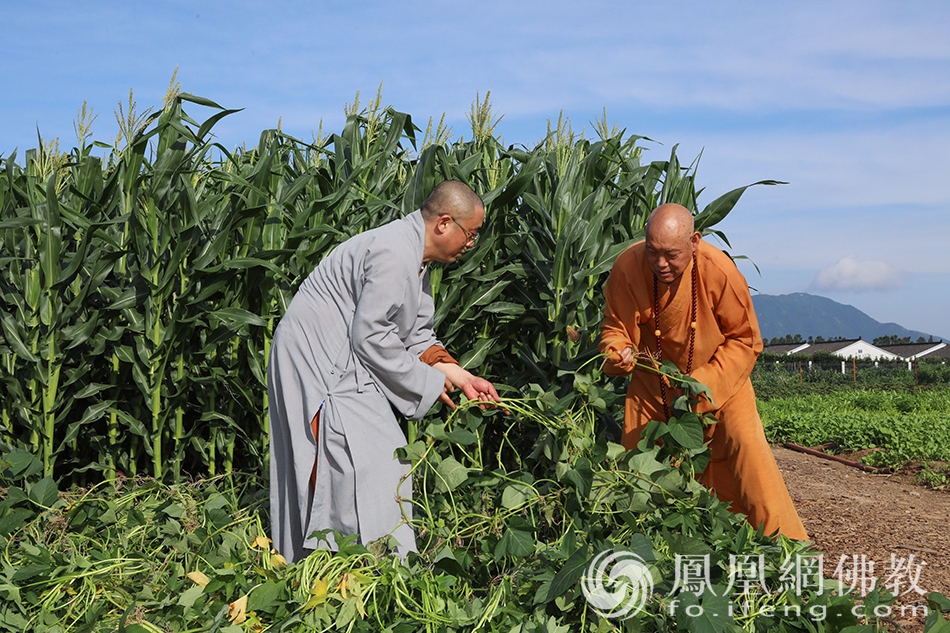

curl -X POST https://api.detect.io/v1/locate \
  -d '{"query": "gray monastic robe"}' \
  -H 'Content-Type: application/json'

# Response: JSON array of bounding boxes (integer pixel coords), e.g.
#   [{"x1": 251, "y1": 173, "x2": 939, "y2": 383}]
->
[{"x1": 267, "y1": 210, "x2": 446, "y2": 562}]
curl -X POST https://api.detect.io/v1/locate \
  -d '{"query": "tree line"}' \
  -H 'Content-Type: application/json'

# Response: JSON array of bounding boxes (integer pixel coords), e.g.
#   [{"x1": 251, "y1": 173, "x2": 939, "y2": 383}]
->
[{"x1": 766, "y1": 334, "x2": 936, "y2": 346}]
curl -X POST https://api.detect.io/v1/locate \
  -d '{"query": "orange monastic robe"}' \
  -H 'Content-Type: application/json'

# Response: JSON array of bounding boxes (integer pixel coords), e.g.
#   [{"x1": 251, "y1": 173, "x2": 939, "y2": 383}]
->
[{"x1": 599, "y1": 239, "x2": 808, "y2": 541}]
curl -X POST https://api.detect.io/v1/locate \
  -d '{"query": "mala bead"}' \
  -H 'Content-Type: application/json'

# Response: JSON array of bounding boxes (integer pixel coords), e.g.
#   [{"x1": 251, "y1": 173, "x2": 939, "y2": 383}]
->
[{"x1": 653, "y1": 253, "x2": 699, "y2": 422}]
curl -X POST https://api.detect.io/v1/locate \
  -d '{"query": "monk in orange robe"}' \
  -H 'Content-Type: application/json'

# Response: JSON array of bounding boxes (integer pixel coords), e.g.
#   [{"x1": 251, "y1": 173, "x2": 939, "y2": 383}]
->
[{"x1": 599, "y1": 203, "x2": 808, "y2": 541}]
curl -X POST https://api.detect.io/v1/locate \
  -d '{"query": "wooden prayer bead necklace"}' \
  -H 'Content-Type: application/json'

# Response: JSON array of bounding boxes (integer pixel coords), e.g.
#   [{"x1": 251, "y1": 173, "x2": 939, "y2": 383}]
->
[{"x1": 652, "y1": 253, "x2": 698, "y2": 420}]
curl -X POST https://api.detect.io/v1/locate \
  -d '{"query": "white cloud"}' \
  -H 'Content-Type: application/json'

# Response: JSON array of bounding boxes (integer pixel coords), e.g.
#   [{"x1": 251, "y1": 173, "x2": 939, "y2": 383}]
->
[
  {"x1": 383, "y1": 0, "x2": 950, "y2": 116},
  {"x1": 811, "y1": 256, "x2": 906, "y2": 292}
]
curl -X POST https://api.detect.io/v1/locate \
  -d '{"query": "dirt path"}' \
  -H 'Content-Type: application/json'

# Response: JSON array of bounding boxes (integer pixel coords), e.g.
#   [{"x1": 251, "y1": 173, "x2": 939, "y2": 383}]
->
[{"x1": 773, "y1": 446, "x2": 950, "y2": 631}]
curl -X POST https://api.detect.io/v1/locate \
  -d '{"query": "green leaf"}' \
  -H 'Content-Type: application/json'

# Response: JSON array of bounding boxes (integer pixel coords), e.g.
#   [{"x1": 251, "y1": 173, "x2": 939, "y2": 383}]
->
[
  {"x1": 336, "y1": 597, "x2": 359, "y2": 628},
  {"x1": 667, "y1": 413, "x2": 705, "y2": 450},
  {"x1": 623, "y1": 490, "x2": 653, "y2": 512},
  {"x1": 13, "y1": 562, "x2": 52, "y2": 583},
  {"x1": 654, "y1": 469, "x2": 686, "y2": 494},
  {"x1": 196, "y1": 108, "x2": 244, "y2": 140},
  {"x1": 114, "y1": 409, "x2": 151, "y2": 441},
  {"x1": 673, "y1": 590, "x2": 735, "y2": 633},
  {"x1": 0, "y1": 508, "x2": 33, "y2": 536},
  {"x1": 0, "y1": 217, "x2": 41, "y2": 229},
  {"x1": 924, "y1": 611, "x2": 950, "y2": 633},
  {"x1": 445, "y1": 427, "x2": 478, "y2": 445},
  {"x1": 398, "y1": 439, "x2": 428, "y2": 462},
  {"x1": 425, "y1": 422, "x2": 477, "y2": 446},
  {"x1": 424, "y1": 422, "x2": 447, "y2": 439},
  {"x1": 435, "y1": 456, "x2": 469, "y2": 492},
  {"x1": 928, "y1": 591, "x2": 950, "y2": 613},
  {"x1": 481, "y1": 301, "x2": 525, "y2": 316},
  {"x1": 0, "y1": 313, "x2": 39, "y2": 362},
  {"x1": 458, "y1": 336, "x2": 496, "y2": 370},
  {"x1": 694, "y1": 180, "x2": 784, "y2": 232},
  {"x1": 161, "y1": 503, "x2": 186, "y2": 519},
  {"x1": 177, "y1": 583, "x2": 205, "y2": 609},
  {"x1": 605, "y1": 442, "x2": 627, "y2": 462},
  {"x1": 470, "y1": 279, "x2": 511, "y2": 307},
  {"x1": 1, "y1": 450, "x2": 43, "y2": 480},
  {"x1": 501, "y1": 482, "x2": 536, "y2": 509},
  {"x1": 179, "y1": 92, "x2": 226, "y2": 109},
  {"x1": 546, "y1": 545, "x2": 592, "y2": 602},
  {"x1": 664, "y1": 531, "x2": 712, "y2": 557},
  {"x1": 209, "y1": 307, "x2": 267, "y2": 328},
  {"x1": 679, "y1": 374, "x2": 715, "y2": 407},
  {"x1": 248, "y1": 580, "x2": 285, "y2": 613},
  {"x1": 561, "y1": 456, "x2": 593, "y2": 498},
  {"x1": 628, "y1": 533, "x2": 657, "y2": 562},
  {"x1": 0, "y1": 581, "x2": 23, "y2": 607},
  {"x1": 625, "y1": 449, "x2": 670, "y2": 479},
  {"x1": 495, "y1": 527, "x2": 535, "y2": 559},
  {"x1": 106, "y1": 287, "x2": 143, "y2": 311},
  {"x1": 57, "y1": 400, "x2": 115, "y2": 451},
  {"x1": 640, "y1": 420, "x2": 669, "y2": 447},
  {"x1": 120, "y1": 625, "x2": 164, "y2": 633},
  {"x1": 432, "y1": 544, "x2": 464, "y2": 576},
  {"x1": 28, "y1": 477, "x2": 58, "y2": 507}
]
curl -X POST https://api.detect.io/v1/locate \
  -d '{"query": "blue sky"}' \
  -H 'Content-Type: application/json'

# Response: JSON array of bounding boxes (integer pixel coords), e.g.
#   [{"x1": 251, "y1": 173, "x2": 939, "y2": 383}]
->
[{"x1": 3, "y1": 1, "x2": 948, "y2": 339}]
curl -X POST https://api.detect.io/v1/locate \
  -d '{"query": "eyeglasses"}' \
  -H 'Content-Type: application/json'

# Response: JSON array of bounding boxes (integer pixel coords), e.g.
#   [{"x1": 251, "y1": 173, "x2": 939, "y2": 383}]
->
[{"x1": 450, "y1": 216, "x2": 479, "y2": 245}]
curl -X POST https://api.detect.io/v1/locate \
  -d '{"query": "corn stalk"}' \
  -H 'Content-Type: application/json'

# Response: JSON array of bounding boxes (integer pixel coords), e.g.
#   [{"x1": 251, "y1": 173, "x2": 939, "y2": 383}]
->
[{"x1": 0, "y1": 89, "x2": 770, "y2": 485}]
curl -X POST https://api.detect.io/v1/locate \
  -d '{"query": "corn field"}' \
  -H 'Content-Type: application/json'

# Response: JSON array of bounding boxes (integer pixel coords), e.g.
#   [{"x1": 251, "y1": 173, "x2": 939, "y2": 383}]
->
[{"x1": 0, "y1": 91, "x2": 769, "y2": 484}]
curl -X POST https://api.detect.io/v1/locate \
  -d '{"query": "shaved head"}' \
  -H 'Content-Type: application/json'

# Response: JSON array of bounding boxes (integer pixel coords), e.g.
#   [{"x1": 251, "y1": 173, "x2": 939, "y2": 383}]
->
[
  {"x1": 643, "y1": 203, "x2": 701, "y2": 283},
  {"x1": 421, "y1": 180, "x2": 484, "y2": 221},
  {"x1": 645, "y1": 204, "x2": 695, "y2": 244},
  {"x1": 420, "y1": 180, "x2": 485, "y2": 265}
]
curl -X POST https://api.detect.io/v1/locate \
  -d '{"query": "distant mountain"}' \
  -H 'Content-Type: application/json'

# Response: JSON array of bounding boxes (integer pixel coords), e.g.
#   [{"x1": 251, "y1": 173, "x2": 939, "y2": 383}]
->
[{"x1": 751, "y1": 292, "x2": 943, "y2": 343}]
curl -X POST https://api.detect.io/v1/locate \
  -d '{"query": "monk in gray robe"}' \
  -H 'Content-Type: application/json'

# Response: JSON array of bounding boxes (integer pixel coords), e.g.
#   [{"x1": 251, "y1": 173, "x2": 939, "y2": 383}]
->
[{"x1": 268, "y1": 180, "x2": 501, "y2": 562}]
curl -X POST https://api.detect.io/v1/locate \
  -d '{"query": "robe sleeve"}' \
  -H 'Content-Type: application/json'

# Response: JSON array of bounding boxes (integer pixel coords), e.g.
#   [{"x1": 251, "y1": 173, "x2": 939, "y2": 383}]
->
[
  {"x1": 403, "y1": 267, "x2": 444, "y2": 359},
  {"x1": 350, "y1": 241, "x2": 445, "y2": 420},
  {"x1": 400, "y1": 268, "x2": 458, "y2": 366},
  {"x1": 689, "y1": 260, "x2": 763, "y2": 413},
  {"x1": 599, "y1": 251, "x2": 641, "y2": 377},
  {"x1": 419, "y1": 345, "x2": 458, "y2": 366}
]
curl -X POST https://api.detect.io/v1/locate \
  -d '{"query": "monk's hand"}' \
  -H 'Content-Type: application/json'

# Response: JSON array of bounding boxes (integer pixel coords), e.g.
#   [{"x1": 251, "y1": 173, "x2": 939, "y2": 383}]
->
[
  {"x1": 438, "y1": 375, "x2": 457, "y2": 410},
  {"x1": 458, "y1": 376, "x2": 505, "y2": 412},
  {"x1": 433, "y1": 363, "x2": 506, "y2": 412},
  {"x1": 619, "y1": 347, "x2": 633, "y2": 366}
]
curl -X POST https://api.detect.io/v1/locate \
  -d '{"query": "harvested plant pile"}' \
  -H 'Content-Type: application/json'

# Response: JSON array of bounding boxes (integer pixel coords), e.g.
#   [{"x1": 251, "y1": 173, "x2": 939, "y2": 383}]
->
[{"x1": 9, "y1": 386, "x2": 948, "y2": 632}]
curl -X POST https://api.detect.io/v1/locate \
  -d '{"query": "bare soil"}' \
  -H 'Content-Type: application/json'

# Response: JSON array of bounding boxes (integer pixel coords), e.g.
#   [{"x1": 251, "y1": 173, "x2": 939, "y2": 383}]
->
[{"x1": 773, "y1": 445, "x2": 950, "y2": 632}]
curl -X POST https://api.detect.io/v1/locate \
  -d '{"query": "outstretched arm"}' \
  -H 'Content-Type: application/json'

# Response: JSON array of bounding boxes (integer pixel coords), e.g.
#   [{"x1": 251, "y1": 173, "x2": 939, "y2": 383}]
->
[
  {"x1": 599, "y1": 255, "x2": 641, "y2": 376},
  {"x1": 432, "y1": 362, "x2": 502, "y2": 410},
  {"x1": 351, "y1": 243, "x2": 445, "y2": 420}
]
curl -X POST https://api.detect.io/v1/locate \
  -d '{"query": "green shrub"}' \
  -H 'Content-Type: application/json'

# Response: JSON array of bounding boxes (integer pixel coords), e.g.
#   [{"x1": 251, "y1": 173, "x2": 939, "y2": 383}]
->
[{"x1": 759, "y1": 390, "x2": 950, "y2": 467}]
